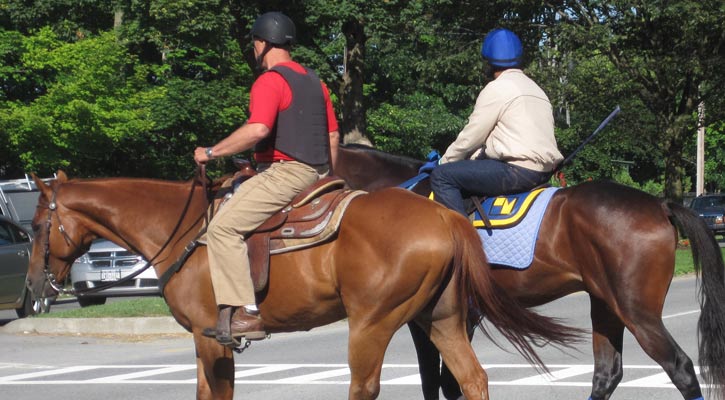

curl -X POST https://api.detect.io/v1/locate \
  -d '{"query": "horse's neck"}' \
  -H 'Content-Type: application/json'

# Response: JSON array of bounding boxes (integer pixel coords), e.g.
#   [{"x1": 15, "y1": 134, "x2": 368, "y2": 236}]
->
[
  {"x1": 338, "y1": 146, "x2": 420, "y2": 191},
  {"x1": 66, "y1": 179, "x2": 205, "y2": 261}
]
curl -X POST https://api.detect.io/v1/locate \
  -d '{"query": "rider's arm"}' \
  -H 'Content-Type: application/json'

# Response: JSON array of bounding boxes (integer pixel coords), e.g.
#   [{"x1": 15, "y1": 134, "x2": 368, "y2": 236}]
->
[
  {"x1": 440, "y1": 84, "x2": 501, "y2": 164},
  {"x1": 322, "y1": 83, "x2": 340, "y2": 172}
]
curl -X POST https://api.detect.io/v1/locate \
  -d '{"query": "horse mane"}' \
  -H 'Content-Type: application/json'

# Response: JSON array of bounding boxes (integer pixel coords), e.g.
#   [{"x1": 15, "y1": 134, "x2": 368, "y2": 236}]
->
[{"x1": 340, "y1": 143, "x2": 424, "y2": 169}]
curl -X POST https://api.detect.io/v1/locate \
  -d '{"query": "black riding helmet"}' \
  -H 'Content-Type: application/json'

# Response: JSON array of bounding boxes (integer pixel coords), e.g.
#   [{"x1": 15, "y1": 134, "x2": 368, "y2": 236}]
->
[{"x1": 250, "y1": 12, "x2": 296, "y2": 46}]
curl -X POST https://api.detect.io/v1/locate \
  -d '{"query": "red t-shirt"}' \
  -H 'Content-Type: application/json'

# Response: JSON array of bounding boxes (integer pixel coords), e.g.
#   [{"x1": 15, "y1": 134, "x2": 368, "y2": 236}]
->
[{"x1": 248, "y1": 61, "x2": 339, "y2": 163}]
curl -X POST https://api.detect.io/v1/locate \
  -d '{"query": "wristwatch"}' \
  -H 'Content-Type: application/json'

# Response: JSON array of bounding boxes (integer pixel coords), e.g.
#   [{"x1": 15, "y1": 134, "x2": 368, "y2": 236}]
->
[{"x1": 205, "y1": 147, "x2": 214, "y2": 159}]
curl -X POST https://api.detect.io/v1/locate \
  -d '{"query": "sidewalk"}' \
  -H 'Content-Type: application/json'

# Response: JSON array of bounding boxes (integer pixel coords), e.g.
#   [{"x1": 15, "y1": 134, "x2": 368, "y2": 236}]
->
[
  {"x1": 0, "y1": 316, "x2": 350, "y2": 338},
  {"x1": 0, "y1": 317, "x2": 189, "y2": 336}
]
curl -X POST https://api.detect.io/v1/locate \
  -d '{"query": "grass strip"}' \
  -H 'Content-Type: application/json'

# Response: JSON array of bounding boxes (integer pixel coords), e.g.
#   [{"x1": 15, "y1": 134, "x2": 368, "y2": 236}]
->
[
  {"x1": 35, "y1": 296, "x2": 171, "y2": 318},
  {"x1": 675, "y1": 247, "x2": 725, "y2": 276}
]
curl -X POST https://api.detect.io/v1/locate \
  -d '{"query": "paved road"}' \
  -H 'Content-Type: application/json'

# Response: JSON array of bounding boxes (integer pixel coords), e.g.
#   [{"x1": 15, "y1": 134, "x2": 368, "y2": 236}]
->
[{"x1": 0, "y1": 276, "x2": 707, "y2": 400}]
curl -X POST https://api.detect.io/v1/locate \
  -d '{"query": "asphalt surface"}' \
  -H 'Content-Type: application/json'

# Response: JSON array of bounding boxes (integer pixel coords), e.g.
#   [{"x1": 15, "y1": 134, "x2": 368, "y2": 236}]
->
[{"x1": 0, "y1": 269, "x2": 711, "y2": 338}]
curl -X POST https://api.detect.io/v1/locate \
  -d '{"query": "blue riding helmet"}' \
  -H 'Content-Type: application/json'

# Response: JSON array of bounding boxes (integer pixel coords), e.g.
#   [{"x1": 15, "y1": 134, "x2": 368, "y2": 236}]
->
[{"x1": 481, "y1": 28, "x2": 523, "y2": 68}]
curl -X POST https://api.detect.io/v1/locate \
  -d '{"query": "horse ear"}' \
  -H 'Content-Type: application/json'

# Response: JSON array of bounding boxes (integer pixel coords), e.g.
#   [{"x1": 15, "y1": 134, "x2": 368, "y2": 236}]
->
[
  {"x1": 31, "y1": 173, "x2": 53, "y2": 199},
  {"x1": 56, "y1": 170, "x2": 68, "y2": 182}
]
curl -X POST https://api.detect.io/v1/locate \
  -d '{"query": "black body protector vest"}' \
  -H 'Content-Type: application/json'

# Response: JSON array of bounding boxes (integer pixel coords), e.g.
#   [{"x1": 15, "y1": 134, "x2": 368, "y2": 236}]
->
[{"x1": 254, "y1": 65, "x2": 330, "y2": 165}]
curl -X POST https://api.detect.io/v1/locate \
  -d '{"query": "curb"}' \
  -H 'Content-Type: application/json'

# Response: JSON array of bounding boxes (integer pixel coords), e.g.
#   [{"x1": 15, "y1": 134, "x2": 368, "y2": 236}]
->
[{"x1": 0, "y1": 317, "x2": 189, "y2": 336}]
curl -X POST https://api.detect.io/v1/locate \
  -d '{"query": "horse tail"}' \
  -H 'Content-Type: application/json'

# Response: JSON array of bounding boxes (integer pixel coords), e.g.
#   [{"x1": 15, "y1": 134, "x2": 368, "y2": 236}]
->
[
  {"x1": 666, "y1": 201, "x2": 725, "y2": 397},
  {"x1": 449, "y1": 213, "x2": 584, "y2": 371}
]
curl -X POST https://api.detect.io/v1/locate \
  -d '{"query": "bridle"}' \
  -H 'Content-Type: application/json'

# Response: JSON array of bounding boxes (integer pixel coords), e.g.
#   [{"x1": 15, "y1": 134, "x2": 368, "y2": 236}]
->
[
  {"x1": 39, "y1": 168, "x2": 210, "y2": 296},
  {"x1": 40, "y1": 188, "x2": 79, "y2": 294}
]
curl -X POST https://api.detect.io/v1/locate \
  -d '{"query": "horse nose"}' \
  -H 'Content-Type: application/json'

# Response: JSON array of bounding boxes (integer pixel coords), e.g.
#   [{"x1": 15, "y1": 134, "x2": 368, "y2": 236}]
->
[
  {"x1": 26, "y1": 277, "x2": 37, "y2": 293},
  {"x1": 26, "y1": 275, "x2": 46, "y2": 297}
]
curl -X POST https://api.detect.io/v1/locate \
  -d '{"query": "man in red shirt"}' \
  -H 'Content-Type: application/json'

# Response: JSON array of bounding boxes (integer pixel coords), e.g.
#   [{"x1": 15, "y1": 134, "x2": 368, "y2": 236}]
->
[{"x1": 194, "y1": 11, "x2": 339, "y2": 347}]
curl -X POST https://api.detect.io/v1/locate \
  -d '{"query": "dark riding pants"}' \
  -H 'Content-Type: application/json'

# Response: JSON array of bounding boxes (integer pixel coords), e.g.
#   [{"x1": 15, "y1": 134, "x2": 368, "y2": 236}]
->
[{"x1": 430, "y1": 159, "x2": 552, "y2": 216}]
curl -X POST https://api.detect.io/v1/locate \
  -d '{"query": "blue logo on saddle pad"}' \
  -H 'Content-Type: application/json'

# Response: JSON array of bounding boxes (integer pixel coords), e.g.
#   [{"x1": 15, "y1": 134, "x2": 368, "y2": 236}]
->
[
  {"x1": 473, "y1": 188, "x2": 547, "y2": 228},
  {"x1": 477, "y1": 187, "x2": 559, "y2": 269}
]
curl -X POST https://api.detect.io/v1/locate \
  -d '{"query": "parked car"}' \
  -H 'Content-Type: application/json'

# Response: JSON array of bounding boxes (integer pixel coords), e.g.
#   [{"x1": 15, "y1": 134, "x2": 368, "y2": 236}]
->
[
  {"x1": 1, "y1": 175, "x2": 53, "y2": 232},
  {"x1": 71, "y1": 239, "x2": 160, "y2": 307},
  {"x1": 689, "y1": 194, "x2": 725, "y2": 236},
  {"x1": 0, "y1": 216, "x2": 53, "y2": 318}
]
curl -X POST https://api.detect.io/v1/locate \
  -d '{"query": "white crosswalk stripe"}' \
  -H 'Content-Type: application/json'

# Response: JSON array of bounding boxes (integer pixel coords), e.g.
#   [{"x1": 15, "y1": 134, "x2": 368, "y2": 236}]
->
[{"x1": 0, "y1": 363, "x2": 700, "y2": 389}]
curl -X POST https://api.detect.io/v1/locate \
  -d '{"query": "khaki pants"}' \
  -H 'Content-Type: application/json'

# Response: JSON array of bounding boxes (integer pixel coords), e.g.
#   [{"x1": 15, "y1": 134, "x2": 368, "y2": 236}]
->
[{"x1": 207, "y1": 161, "x2": 325, "y2": 306}]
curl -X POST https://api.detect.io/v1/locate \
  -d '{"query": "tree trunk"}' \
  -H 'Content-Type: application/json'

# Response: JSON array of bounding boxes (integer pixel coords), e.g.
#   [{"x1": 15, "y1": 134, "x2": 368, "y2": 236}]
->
[
  {"x1": 340, "y1": 17, "x2": 371, "y2": 146},
  {"x1": 662, "y1": 114, "x2": 692, "y2": 202}
]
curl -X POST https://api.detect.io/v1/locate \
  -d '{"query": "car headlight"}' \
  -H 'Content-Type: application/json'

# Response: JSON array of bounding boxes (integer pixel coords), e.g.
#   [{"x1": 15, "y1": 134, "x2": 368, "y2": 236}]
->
[
  {"x1": 75, "y1": 253, "x2": 91, "y2": 264},
  {"x1": 717, "y1": 216, "x2": 724, "y2": 224}
]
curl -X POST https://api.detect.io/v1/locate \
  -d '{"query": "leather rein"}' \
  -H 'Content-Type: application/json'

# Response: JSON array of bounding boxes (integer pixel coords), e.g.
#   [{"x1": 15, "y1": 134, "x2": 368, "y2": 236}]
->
[{"x1": 40, "y1": 168, "x2": 209, "y2": 296}]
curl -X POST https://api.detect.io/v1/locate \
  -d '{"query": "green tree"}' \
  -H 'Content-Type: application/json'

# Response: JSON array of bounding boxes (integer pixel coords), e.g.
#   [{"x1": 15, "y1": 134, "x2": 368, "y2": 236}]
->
[{"x1": 547, "y1": 0, "x2": 725, "y2": 200}]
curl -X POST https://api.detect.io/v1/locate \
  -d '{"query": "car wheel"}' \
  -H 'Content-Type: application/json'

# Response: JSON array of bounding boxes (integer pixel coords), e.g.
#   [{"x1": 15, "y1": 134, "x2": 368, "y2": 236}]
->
[
  {"x1": 15, "y1": 290, "x2": 52, "y2": 318},
  {"x1": 15, "y1": 290, "x2": 34, "y2": 318},
  {"x1": 77, "y1": 296, "x2": 107, "y2": 307}
]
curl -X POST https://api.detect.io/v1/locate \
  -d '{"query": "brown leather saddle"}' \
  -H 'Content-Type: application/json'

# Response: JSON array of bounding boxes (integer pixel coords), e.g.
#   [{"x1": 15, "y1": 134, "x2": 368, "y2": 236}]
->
[{"x1": 213, "y1": 174, "x2": 365, "y2": 292}]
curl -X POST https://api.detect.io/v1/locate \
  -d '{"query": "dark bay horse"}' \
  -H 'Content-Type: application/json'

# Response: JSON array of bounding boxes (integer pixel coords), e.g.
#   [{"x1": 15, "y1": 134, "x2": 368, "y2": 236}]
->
[
  {"x1": 336, "y1": 143, "x2": 725, "y2": 400},
  {"x1": 25, "y1": 171, "x2": 580, "y2": 400}
]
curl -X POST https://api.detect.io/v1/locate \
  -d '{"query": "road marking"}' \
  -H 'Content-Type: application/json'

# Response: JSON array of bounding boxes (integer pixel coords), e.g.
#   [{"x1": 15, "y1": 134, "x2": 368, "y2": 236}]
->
[
  {"x1": 662, "y1": 309, "x2": 699, "y2": 319},
  {"x1": 0, "y1": 363, "x2": 701, "y2": 390},
  {"x1": 83, "y1": 365, "x2": 197, "y2": 383},
  {"x1": 508, "y1": 365, "x2": 594, "y2": 384}
]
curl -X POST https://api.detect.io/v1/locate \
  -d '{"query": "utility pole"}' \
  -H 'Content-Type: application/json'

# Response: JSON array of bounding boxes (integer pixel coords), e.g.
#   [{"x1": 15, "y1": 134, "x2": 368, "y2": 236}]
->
[{"x1": 696, "y1": 101, "x2": 705, "y2": 196}]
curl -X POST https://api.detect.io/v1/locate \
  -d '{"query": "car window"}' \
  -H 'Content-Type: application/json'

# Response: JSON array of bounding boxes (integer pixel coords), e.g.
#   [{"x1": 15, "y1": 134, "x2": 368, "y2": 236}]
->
[
  {"x1": 0, "y1": 220, "x2": 30, "y2": 245},
  {"x1": 712, "y1": 197, "x2": 725, "y2": 207},
  {"x1": 692, "y1": 197, "x2": 725, "y2": 209},
  {"x1": 0, "y1": 221, "x2": 14, "y2": 245},
  {"x1": 10, "y1": 223, "x2": 31, "y2": 243}
]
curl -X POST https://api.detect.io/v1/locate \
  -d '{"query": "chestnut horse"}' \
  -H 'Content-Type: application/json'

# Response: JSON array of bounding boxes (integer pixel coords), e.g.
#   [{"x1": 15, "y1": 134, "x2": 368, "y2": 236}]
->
[
  {"x1": 25, "y1": 171, "x2": 580, "y2": 400},
  {"x1": 336, "y1": 143, "x2": 725, "y2": 400}
]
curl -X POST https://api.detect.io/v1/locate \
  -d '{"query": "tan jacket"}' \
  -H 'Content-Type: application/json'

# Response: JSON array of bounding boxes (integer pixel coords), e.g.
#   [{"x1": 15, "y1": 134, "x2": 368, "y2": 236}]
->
[{"x1": 440, "y1": 69, "x2": 563, "y2": 172}]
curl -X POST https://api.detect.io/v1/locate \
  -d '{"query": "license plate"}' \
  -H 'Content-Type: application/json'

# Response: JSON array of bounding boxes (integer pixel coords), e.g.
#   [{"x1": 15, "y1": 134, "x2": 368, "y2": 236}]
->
[{"x1": 100, "y1": 270, "x2": 122, "y2": 282}]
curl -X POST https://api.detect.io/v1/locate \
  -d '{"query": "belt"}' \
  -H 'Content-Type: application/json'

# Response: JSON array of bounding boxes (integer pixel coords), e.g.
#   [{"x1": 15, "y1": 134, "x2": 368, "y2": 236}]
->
[{"x1": 257, "y1": 161, "x2": 329, "y2": 174}]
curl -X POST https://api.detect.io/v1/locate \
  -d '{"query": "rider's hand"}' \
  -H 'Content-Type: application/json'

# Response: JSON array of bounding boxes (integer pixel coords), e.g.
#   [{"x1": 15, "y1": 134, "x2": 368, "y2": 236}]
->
[
  {"x1": 194, "y1": 147, "x2": 210, "y2": 165},
  {"x1": 418, "y1": 160, "x2": 439, "y2": 174}
]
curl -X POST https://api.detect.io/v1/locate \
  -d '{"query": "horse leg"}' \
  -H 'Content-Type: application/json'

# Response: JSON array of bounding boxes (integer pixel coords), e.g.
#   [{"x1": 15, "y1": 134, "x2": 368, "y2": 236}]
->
[
  {"x1": 428, "y1": 315, "x2": 488, "y2": 400},
  {"x1": 624, "y1": 313, "x2": 702, "y2": 400},
  {"x1": 437, "y1": 316, "x2": 480, "y2": 399},
  {"x1": 409, "y1": 321, "x2": 446, "y2": 400},
  {"x1": 347, "y1": 321, "x2": 398, "y2": 400},
  {"x1": 193, "y1": 332, "x2": 236, "y2": 400},
  {"x1": 589, "y1": 296, "x2": 625, "y2": 400}
]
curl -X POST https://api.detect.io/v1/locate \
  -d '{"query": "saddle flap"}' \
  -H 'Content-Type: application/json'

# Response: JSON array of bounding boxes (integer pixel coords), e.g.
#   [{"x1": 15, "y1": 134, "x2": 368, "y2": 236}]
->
[{"x1": 248, "y1": 189, "x2": 365, "y2": 292}]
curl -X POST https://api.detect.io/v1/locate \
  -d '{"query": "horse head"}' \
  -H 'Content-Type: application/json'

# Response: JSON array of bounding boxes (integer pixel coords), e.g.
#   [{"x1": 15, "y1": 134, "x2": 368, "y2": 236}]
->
[{"x1": 26, "y1": 171, "x2": 95, "y2": 298}]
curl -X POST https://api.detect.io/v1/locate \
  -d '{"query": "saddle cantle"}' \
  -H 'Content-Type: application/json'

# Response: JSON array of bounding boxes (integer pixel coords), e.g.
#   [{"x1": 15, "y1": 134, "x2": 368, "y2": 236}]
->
[{"x1": 243, "y1": 177, "x2": 365, "y2": 291}]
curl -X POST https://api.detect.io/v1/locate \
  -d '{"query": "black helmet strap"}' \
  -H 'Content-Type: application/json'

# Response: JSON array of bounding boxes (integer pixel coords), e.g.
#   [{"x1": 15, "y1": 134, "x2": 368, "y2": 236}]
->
[{"x1": 254, "y1": 39, "x2": 273, "y2": 71}]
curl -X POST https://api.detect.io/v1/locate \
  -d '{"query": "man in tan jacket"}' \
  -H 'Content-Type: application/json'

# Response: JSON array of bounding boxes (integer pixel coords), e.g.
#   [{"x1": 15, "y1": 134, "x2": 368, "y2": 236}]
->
[{"x1": 426, "y1": 28, "x2": 562, "y2": 216}]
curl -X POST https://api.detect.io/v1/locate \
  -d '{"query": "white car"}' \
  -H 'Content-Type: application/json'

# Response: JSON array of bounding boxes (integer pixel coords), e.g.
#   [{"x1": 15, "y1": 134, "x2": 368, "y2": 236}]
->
[{"x1": 71, "y1": 239, "x2": 160, "y2": 307}]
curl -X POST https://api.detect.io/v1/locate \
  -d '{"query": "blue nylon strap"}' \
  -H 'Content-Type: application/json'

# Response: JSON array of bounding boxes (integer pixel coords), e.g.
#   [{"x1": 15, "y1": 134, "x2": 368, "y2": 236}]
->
[
  {"x1": 398, "y1": 173, "x2": 430, "y2": 190},
  {"x1": 398, "y1": 150, "x2": 440, "y2": 190}
]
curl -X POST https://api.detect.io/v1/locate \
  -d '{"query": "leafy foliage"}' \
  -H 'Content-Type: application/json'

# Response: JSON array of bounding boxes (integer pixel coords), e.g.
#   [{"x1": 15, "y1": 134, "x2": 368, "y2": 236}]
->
[{"x1": 0, "y1": 0, "x2": 723, "y2": 201}]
